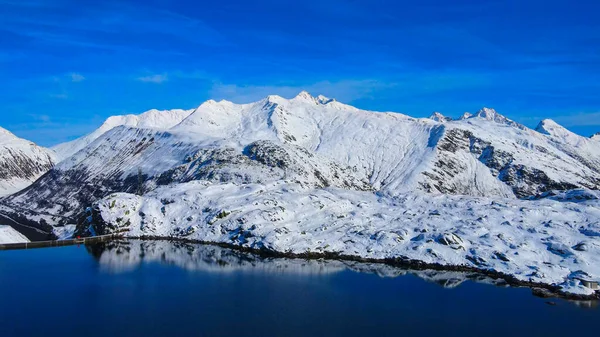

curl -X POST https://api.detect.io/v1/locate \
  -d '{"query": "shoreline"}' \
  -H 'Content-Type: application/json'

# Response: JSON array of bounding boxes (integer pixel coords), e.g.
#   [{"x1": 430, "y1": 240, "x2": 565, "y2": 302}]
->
[
  {"x1": 3, "y1": 232, "x2": 598, "y2": 302},
  {"x1": 128, "y1": 235, "x2": 600, "y2": 302},
  {"x1": 0, "y1": 234, "x2": 119, "y2": 250}
]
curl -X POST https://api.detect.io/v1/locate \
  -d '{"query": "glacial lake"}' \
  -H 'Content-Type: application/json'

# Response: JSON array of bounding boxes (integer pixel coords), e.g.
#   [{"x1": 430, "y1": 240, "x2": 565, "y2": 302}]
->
[{"x1": 0, "y1": 240, "x2": 597, "y2": 337}]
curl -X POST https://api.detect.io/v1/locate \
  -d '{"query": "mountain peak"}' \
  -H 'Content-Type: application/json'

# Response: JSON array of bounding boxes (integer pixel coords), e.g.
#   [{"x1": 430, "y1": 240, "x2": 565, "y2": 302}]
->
[
  {"x1": 591, "y1": 132, "x2": 600, "y2": 141},
  {"x1": 0, "y1": 126, "x2": 15, "y2": 137},
  {"x1": 469, "y1": 107, "x2": 525, "y2": 129},
  {"x1": 535, "y1": 119, "x2": 572, "y2": 137},
  {"x1": 290, "y1": 91, "x2": 337, "y2": 105},
  {"x1": 535, "y1": 119, "x2": 565, "y2": 135},
  {"x1": 199, "y1": 99, "x2": 219, "y2": 107},
  {"x1": 429, "y1": 112, "x2": 451, "y2": 123},
  {"x1": 295, "y1": 91, "x2": 313, "y2": 100},
  {"x1": 0, "y1": 126, "x2": 21, "y2": 144},
  {"x1": 316, "y1": 94, "x2": 334, "y2": 104},
  {"x1": 474, "y1": 107, "x2": 500, "y2": 120},
  {"x1": 459, "y1": 112, "x2": 472, "y2": 120}
]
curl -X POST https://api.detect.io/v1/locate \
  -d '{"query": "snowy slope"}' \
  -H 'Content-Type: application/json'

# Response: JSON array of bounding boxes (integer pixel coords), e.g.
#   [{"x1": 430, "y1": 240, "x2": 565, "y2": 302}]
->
[
  {"x1": 0, "y1": 127, "x2": 56, "y2": 196},
  {"x1": 0, "y1": 225, "x2": 29, "y2": 244},
  {"x1": 91, "y1": 180, "x2": 600, "y2": 296},
  {"x1": 591, "y1": 133, "x2": 600, "y2": 141},
  {"x1": 4, "y1": 92, "x2": 600, "y2": 224},
  {"x1": 430, "y1": 115, "x2": 600, "y2": 197},
  {"x1": 536, "y1": 120, "x2": 600, "y2": 175},
  {"x1": 52, "y1": 108, "x2": 194, "y2": 161}
]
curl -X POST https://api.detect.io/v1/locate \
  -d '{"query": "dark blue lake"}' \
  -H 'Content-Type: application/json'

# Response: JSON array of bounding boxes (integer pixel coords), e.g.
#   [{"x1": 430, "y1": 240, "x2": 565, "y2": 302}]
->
[{"x1": 0, "y1": 240, "x2": 597, "y2": 337}]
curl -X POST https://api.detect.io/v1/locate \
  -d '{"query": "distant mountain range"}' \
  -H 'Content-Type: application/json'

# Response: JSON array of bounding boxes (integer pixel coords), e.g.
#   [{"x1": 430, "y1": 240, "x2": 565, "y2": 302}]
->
[{"x1": 0, "y1": 92, "x2": 599, "y2": 297}]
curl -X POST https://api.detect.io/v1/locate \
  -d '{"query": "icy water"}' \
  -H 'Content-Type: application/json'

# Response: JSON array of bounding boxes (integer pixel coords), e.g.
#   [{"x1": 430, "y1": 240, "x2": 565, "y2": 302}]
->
[{"x1": 0, "y1": 240, "x2": 597, "y2": 337}]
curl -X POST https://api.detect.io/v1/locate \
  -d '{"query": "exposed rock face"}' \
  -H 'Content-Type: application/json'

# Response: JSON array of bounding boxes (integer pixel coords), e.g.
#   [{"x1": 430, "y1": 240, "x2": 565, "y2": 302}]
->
[
  {"x1": 419, "y1": 125, "x2": 597, "y2": 198},
  {"x1": 420, "y1": 128, "x2": 515, "y2": 198}
]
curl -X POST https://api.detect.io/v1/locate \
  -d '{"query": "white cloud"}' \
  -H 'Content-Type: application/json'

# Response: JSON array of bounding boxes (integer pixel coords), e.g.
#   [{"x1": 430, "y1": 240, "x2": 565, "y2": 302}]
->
[
  {"x1": 70, "y1": 73, "x2": 85, "y2": 82},
  {"x1": 137, "y1": 74, "x2": 168, "y2": 84},
  {"x1": 30, "y1": 114, "x2": 51, "y2": 122},
  {"x1": 554, "y1": 112, "x2": 600, "y2": 127}
]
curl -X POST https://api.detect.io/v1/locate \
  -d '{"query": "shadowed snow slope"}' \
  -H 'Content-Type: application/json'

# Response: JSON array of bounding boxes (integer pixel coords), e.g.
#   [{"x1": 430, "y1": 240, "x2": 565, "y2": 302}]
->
[{"x1": 0, "y1": 127, "x2": 56, "y2": 196}]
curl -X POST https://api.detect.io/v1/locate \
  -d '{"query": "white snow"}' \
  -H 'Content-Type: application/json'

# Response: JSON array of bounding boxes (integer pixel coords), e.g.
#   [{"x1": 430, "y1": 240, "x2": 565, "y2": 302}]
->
[
  {"x1": 53, "y1": 225, "x2": 77, "y2": 240},
  {"x1": 429, "y1": 112, "x2": 451, "y2": 122},
  {"x1": 0, "y1": 127, "x2": 56, "y2": 196},
  {"x1": 97, "y1": 180, "x2": 600, "y2": 296},
  {"x1": 0, "y1": 225, "x2": 29, "y2": 244},
  {"x1": 43, "y1": 92, "x2": 600, "y2": 200},
  {"x1": 51, "y1": 108, "x2": 194, "y2": 161}
]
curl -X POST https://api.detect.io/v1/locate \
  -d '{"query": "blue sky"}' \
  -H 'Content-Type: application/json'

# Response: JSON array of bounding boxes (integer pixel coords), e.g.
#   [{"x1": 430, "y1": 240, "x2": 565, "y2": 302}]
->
[{"x1": 1, "y1": 0, "x2": 599, "y2": 146}]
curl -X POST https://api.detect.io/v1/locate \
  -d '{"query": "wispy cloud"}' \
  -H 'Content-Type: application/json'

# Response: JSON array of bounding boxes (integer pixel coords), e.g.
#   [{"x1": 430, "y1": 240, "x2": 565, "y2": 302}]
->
[
  {"x1": 137, "y1": 74, "x2": 168, "y2": 84},
  {"x1": 1, "y1": 1, "x2": 229, "y2": 55},
  {"x1": 30, "y1": 114, "x2": 51, "y2": 122},
  {"x1": 6, "y1": 117, "x2": 105, "y2": 147},
  {"x1": 552, "y1": 112, "x2": 600, "y2": 127},
  {"x1": 69, "y1": 73, "x2": 85, "y2": 82},
  {"x1": 49, "y1": 93, "x2": 68, "y2": 99}
]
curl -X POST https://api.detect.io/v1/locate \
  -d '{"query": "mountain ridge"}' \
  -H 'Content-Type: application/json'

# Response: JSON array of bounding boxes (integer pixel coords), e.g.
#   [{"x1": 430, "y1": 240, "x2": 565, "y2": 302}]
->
[
  {"x1": 0, "y1": 127, "x2": 56, "y2": 196},
  {"x1": 1, "y1": 92, "x2": 599, "y2": 296},
  {"x1": 2, "y1": 91, "x2": 598, "y2": 219}
]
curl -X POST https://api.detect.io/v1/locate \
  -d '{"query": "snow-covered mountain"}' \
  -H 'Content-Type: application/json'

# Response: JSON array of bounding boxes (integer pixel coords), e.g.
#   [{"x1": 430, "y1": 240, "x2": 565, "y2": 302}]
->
[
  {"x1": 592, "y1": 132, "x2": 600, "y2": 141},
  {"x1": 0, "y1": 127, "x2": 56, "y2": 196},
  {"x1": 1, "y1": 92, "x2": 599, "y2": 297},
  {"x1": 3, "y1": 92, "x2": 600, "y2": 221},
  {"x1": 52, "y1": 108, "x2": 194, "y2": 161}
]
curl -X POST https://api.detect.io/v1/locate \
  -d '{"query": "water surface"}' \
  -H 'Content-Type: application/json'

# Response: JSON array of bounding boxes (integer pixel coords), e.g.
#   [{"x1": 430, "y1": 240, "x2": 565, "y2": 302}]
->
[{"x1": 0, "y1": 240, "x2": 597, "y2": 336}]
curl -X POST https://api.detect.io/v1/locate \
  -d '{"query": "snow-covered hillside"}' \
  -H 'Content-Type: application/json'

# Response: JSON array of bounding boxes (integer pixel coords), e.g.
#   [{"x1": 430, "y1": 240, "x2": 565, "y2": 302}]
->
[
  {"x1": 91, "y1": 181, "x2": 600, "y2": 296},
  {"x1": 0, "y1": 127, "x2": 56, "y2": 196},
  {"x1": 0, "y1": 225, "x2": 29, "y2": 244},
  {"x1": 3, "y1": 92, "x2": 600, "y2": 221},
  {"x1": 1, "y1": 92, "x2": 599, "y2": 297},
  {"x1": 52, "y1": 108, "x2": 194, "y2": 161},
  {"x1": 592, "y1": 133, "x2": 600, "y2": 141}
]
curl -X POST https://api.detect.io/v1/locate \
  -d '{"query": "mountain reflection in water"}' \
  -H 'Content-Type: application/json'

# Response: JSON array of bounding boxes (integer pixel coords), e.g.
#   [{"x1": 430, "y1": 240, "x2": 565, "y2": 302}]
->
[{"x1": 86, "y1": 239, "x2": 526, "y2": 292}]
